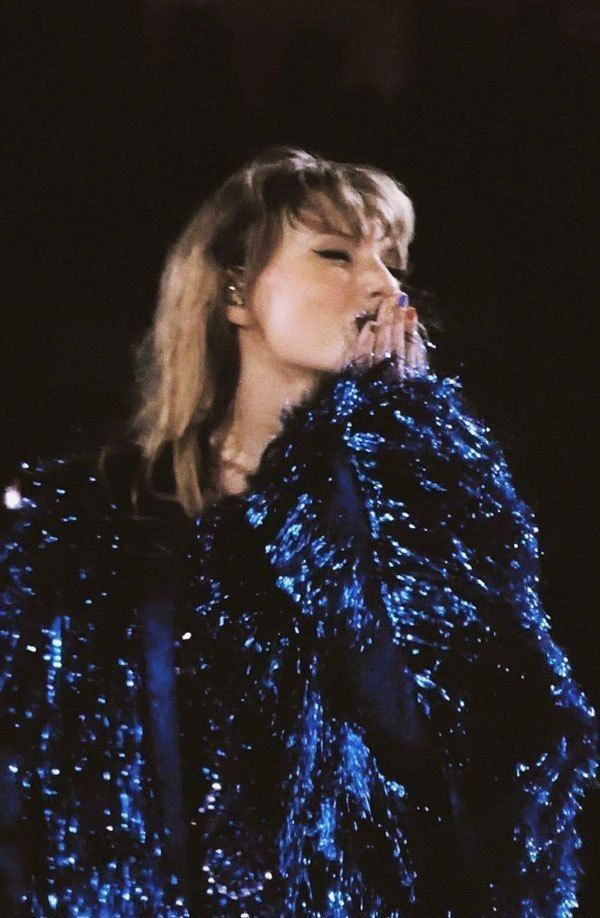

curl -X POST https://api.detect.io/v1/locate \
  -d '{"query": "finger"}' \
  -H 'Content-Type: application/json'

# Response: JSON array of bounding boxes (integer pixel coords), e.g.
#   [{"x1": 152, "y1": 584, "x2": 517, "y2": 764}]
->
[
  {"x1": 403, "y1": 308, "x2": 415, "y2": 375},
  {"x1": 391, "y1": 302, "x2": 407, "y2": 377},
  {"x1": 412, "y1": 321, "x2": 429, "y2": 375},
  {"x1": 414, "y1": 324, "x2": 429, "y2": 373},
  {"x1": 372, "y1": 298, "x2": 395, "y2": 361},
  {"x1": 355, "y1": 318, "x2": 377, "y2": 366},
  {"x1": 406, "y1": 332, "x2": 418, "y2": 378},
  {"x1": 406, "y1": 307, "x2": 423, "y2": 376}
]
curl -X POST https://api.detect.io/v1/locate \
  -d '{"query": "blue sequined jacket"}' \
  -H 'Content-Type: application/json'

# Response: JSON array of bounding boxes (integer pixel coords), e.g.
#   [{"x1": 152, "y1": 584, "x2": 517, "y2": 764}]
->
[{"x1": 0, "y1": 362, "x2": 597, "y2": 916}]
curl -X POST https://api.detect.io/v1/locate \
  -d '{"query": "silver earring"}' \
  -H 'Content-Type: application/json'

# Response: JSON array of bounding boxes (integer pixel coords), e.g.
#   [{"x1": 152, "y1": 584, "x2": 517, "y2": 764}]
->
[{"x1": 226, "y1": 267, "x2": 245, "y2": 308}]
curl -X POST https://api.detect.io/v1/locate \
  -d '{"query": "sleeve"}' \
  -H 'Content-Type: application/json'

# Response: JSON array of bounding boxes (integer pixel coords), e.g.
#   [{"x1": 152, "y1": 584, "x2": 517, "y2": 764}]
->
[
  {"x1": 0, "y1": 465, "x2": 52, "y2": 911},
  {"x1": 0, "y1": 459, "x2": 189, "y2": 915},
  {"x1": 350, "y1": 367, "x2": 597, "y2": 915},
  {"x1": 247, "y1": 360, "x2": 598, "y2": 916}
]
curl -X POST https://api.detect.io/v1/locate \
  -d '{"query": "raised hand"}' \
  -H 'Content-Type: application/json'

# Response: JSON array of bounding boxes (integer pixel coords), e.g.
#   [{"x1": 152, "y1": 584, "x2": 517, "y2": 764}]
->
[{"x1": 342, "y1": 293, "x2": 430, "y2": 379}]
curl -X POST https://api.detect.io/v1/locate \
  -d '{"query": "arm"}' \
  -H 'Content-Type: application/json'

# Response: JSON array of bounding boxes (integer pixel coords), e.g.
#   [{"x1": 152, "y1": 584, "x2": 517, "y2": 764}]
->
[
  {"x1": 345, "y1": 365, "x2": 597, "y2": 914},
  {"x1": 0, "y1": 468, "x2": 49, "y2": 911},
  {"x1": 247, "y1": 360, "x2": 598, "y2": 914},
  {"x1": 0, "y1": 459, "x2": 190, "y2": 914}
]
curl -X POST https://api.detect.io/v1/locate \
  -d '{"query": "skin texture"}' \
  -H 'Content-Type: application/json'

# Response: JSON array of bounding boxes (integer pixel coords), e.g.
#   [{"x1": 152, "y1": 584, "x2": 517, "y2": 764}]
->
[{"x1": 213, "y1": 208, "x2": 427, "y2": 496}]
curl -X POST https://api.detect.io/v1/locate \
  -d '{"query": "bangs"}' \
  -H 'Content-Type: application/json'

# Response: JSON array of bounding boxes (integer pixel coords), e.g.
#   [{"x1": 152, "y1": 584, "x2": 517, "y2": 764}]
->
[{"x1": 284, "y1": 167, "x2": 414, "y2": 270}]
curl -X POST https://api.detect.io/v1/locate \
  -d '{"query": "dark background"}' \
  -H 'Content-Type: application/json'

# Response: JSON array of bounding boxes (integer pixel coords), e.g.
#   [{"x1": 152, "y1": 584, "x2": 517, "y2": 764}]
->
[{"x1": 3, "y1": 0, "x2": 598, "y2": 904}]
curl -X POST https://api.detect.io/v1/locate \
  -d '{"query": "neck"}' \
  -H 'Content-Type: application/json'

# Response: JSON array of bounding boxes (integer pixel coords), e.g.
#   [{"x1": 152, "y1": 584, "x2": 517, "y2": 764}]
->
[{"x1": 219, "y1": 346, "x2": 322, "y2": 470}]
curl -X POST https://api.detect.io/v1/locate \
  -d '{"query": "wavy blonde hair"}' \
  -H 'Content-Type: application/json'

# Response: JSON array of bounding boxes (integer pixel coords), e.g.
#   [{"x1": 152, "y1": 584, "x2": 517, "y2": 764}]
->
[{"x1": 122, "y1": 144, "x2": 415, "y2": 516}]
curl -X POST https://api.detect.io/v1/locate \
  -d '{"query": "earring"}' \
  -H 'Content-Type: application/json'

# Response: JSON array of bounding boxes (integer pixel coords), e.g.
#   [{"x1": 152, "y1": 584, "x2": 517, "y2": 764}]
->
[{"x1": 226, "y1": 267, "x2": 245, "y2": 308}]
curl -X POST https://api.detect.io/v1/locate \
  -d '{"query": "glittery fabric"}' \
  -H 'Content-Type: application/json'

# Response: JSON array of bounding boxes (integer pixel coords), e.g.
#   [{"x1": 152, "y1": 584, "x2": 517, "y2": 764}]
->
[
  {"x1": 1, "y1": 361, "x2": 597, "y2": 916},
  {"x1": 0, "y1": 457, "x2": 189, "y2": 916}
]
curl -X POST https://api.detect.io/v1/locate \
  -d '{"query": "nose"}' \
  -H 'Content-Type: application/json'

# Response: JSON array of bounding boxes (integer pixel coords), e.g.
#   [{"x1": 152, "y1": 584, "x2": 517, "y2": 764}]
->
[{"x1": 362, "y1": 259, "x2": 401, "y2": 303}]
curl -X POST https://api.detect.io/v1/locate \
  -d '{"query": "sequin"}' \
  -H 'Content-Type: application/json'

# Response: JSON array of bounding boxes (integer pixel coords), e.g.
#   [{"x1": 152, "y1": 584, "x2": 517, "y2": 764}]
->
[{"x1": 1, "y1": 361, "x2": 597, "y2": 915}]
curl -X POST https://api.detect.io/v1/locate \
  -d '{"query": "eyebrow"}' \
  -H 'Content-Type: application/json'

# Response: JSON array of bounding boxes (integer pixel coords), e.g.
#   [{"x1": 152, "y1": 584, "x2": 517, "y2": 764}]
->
[{"x1": 316, "y1": 228, "x2": 356, "y2": 240}]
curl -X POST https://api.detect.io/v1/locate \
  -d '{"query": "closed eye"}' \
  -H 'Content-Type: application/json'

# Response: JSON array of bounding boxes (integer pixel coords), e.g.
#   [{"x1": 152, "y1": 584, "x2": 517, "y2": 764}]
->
[
  {"x1": 316, "y1": 249, "x2": 350, "y2": 261},
  {"x1": 315, "y1": 249, "x2": 405, "y2": 280}
]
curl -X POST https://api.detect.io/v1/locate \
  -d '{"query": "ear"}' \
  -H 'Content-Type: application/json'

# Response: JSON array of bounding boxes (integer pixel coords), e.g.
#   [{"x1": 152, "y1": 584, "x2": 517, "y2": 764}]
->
[
  {"x1": 224, "y1": 266, "x2": 255, "y2": 328},
  {"x1": 226, "y1": 302, "x2": 255, "y2": 328}
]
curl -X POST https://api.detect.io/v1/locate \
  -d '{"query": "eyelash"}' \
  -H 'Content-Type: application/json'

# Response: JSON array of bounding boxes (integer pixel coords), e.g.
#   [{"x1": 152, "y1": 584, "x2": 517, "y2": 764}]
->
[{"x1": 317, "y1": 249, "x2": 405, "y2": 280}]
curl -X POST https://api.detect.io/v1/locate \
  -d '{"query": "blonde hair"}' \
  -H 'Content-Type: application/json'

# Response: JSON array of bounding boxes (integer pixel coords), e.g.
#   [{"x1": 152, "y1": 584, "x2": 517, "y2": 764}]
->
[{"x1": 121, "y1": 144, "x2": 415, "y2": 516}]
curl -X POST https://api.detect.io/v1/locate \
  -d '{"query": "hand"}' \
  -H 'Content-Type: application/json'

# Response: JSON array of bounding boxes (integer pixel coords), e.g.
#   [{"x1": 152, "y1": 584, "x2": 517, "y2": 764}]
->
[{"x1": 342, "y1": 293, "x2": 430, "y2": 379}]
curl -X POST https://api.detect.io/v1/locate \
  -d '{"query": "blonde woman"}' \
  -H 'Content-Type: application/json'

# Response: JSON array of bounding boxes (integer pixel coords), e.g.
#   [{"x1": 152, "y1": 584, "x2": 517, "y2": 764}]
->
[{"x1": 1, "y1": 146, "x2": 596, "y2": 916}]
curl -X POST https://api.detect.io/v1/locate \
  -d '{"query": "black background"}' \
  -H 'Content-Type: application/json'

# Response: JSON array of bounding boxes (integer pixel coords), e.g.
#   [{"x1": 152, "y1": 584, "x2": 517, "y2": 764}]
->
[{"x1": 3, "y1": 0, "x2": 598, "y2": 905}]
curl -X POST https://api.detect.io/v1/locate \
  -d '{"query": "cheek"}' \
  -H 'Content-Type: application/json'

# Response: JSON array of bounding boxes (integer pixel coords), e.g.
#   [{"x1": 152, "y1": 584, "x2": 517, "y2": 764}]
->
[
  {"x1": 254, "y1": 276, "x2": 319, "y2": 337},
  {"x1": 251, "y1": 267, "x2": 349, "y2": 357}
]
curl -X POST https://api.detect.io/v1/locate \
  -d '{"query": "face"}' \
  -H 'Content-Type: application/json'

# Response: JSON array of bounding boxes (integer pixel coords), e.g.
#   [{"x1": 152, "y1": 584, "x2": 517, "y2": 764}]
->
[{"x1": 227, "y1": 203, "x2": 405, "y2": 377}]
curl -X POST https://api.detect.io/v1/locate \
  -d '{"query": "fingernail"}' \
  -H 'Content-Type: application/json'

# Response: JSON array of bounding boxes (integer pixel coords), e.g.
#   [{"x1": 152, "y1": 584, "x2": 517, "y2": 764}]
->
[
  {"x1": 396, "y1": 292, "x2": 409, "y2": 309},
  {"x1": 406, "y1": 306, "x2": 416, "y2": 321}
]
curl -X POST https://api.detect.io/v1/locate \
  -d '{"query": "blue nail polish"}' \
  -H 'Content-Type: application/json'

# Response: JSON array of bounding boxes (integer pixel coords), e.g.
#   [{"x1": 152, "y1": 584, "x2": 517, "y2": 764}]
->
[{"x1": 397, "y1": 292, "x2": 409, "y2": 308}]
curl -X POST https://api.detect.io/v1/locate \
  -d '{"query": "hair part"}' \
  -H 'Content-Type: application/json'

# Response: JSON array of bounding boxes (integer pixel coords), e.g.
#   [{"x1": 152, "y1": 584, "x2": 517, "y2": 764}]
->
[{"x1": 112, "y1": 145, "x2": 416, "y2": 517}]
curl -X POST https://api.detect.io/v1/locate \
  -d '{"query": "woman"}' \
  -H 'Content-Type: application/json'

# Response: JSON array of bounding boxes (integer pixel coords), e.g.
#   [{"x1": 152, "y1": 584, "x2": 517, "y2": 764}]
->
[{"x1": 1, "y1": 145, "x2": 597, "y2": 916}]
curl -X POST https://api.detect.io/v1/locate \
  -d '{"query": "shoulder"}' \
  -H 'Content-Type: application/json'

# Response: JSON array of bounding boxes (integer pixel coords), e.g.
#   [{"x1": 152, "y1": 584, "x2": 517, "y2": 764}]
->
[
  {"x1": 1, "y1": 454, "x2": 106, "y2": 564},
  {"x1": 0, "y1": 455, "x2": 125, "y2": 630},
  {"x1": 1, "y1": 448, "x2": 192, "y2": 601},
  {"x1": 1, "y1": 451, "x2": 128, "y2": 556}
]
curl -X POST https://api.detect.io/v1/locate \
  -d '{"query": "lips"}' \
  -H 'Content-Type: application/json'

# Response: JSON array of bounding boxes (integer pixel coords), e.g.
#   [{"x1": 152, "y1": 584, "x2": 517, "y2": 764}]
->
[{"x1": 354, "y1": 310, "x2": 378, "y2": 332}]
